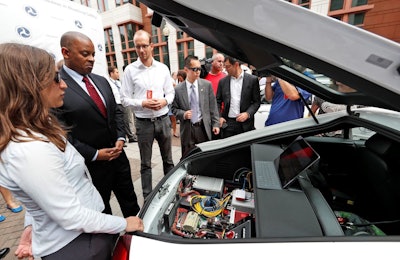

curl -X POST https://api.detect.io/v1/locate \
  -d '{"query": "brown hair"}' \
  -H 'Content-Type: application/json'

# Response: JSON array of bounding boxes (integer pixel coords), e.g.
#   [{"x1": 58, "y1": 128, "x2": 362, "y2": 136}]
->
[
  {"x1": 0, "y1": 43, "x2": 67, "y2": 154},
  {"x1": 177, "y1": 70, "x2": 187, "y2": 82},
  {"x1": 108, "y1": 65, "x2": 117, "y2": 76}
]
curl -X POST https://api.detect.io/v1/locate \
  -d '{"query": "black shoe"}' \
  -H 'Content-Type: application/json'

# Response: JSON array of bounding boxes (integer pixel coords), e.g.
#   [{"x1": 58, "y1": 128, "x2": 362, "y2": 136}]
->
[
  {"x1": 128, "y1": 138, "x2": 137, "y2": 143},
  {"x1": 0, "y1": 248, "x2": 10, "y2": 259}
]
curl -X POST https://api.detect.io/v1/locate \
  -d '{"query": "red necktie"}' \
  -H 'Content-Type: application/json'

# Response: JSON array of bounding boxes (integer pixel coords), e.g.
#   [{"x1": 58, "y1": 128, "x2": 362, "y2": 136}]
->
[{"x1": 82, "y1": 76, "x2": 107, "y2": 118}]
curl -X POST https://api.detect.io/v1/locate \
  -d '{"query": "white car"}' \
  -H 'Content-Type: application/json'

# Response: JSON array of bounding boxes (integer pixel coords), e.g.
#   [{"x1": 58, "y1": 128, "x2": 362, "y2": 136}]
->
[{"x1": 113, "y1": 1, "x2": 400, "y2": 259}]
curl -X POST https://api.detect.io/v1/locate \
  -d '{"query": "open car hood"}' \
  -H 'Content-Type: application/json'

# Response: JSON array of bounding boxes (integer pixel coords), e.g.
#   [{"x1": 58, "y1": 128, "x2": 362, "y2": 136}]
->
[{"x1": 140, "y1": 0, "x2": 400, "y2": 112}]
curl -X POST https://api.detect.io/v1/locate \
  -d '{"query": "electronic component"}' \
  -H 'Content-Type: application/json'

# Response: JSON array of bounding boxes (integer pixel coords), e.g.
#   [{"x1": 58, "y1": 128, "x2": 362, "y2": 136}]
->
[
  {"x1": 192, "y1": 175, "x2": 224, "y2": 198},
  {"x1": 234, "y1": 189, "x2": 246, "y2": 201},
  {"x1": 163, "y1": 201, "x2": 179, "y2": 232},
  {"x1": 182, "y1": 211, "x2": 200, "y2": 233},
  {"x1": 230, "y1": 219, "x2": 252, "y2": 239},
  {"x1": 231, "y1": 190, "x2": 255, "y2": 214}
]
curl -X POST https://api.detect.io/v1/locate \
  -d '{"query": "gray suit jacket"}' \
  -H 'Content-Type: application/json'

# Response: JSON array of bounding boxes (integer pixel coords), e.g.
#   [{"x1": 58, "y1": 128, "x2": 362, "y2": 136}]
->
[{"x1": 172, "y1": 78, "x2": 220, "y2": 145}]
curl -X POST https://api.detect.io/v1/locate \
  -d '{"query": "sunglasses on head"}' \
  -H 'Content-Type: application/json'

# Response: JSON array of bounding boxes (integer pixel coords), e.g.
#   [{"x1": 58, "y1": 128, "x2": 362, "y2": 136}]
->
[
  {"x1": 54, "y1": 71, "x2": 61, "y2": 83},
  {"x1": 188, "y1": 67, "x2": 202, "y2": 72}
]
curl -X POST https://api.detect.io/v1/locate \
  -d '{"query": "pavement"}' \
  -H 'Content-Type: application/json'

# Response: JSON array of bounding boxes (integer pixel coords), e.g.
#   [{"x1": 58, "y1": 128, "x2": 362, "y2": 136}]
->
[{"x1": 0, "y1": 128, "x2": 182, "y2": 259}]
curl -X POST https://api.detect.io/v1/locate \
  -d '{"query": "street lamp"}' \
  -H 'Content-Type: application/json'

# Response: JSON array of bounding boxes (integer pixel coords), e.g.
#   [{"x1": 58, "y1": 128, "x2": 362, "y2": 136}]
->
[
  {"x1": 162, "y1": 23, "x2": 170, "y2": 40},
  {"x1": 162, "y1": 23, "x2": 170, "y2": 67}
]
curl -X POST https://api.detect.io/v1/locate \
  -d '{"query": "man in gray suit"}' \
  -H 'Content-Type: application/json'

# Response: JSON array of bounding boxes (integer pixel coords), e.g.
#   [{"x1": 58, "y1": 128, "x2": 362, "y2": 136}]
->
[{"x1": 172, "y1": 55, "x2": 220, "y2": 159}]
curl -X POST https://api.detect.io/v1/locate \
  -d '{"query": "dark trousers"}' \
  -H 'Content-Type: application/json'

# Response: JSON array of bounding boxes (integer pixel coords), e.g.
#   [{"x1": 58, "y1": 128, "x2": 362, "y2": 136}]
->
[
  {"x1": 87, "y1": 151, "x2": 140, "y2": 217},
  {"x1": 119, "y1": 104, "x2": 135, "y2": 140},
  {"x1": 222, "y1": 118, "x2": 245, "y2": 138},
  {"x1": 181, "y1": 122, "x2": 208, "y2": 158},
  {"x1": 135, "y1": 115, "x2": 174, "y2": 198},
  {"x1": 42, "y1": 233, "x2": 117, "y2": 260}
]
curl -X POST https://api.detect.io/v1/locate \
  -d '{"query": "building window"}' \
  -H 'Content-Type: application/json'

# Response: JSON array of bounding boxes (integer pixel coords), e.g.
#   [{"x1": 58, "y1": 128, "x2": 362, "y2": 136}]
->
[
  {"x1": 118, "y1": 22, "x2": 140, "y2": 66},
  {"x1": 352, "y1": 0, "x2": 368, "y2": 7},
  {"x1": 176, "y1": 32, "x2": 194, "y2": 69},
  {"x1": 150, "y1": 26, "x2": 170, "y2": 67},
  {"x1": 205, "y1": 46, "x2": 214, "y2": 59},
  {"x1": 104, "y1": 28, "x2": 117, "y2": 67},
  {"x1": 96, "y1": 0, "x2": 109, "y2": 12},
  {"x1": 330, "y1": 0, "x2": 344, "y2": 11},
  {"x1": 348, "y1": 12, "x2": 365, "y2": 25},
  {"x1": 328, "y1": 0, "x2": 372, "y2": 27}
]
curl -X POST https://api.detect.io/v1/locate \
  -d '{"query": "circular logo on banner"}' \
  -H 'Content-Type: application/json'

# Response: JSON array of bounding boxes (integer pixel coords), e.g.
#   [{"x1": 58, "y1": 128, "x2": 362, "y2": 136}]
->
[
  {"x1": 75, "y1": 20, "x2": 83, "y2": 29},
  {"x1": 16, "y1": 26, "x2": 31, "y2": 39},
  {"x1": 25, "y1": 6, "x2": 38, "y2": 17},
  {"x1": 97, "y1": 44, "x2": 103, "y2": 52}
]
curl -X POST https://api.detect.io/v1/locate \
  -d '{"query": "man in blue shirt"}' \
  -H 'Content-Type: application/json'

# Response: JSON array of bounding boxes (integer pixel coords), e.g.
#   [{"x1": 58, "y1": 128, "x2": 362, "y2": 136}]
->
[{"x1": 264, "y1": 74, "x2": 312, "y2": 126}]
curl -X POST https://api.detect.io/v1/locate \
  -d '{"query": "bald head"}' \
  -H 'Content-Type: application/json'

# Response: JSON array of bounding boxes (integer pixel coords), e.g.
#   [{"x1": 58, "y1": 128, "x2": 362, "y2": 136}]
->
[
  {"x1": 60, "y1": 31, "x2": 95, "y2": 75},
  {"x1": 133, "y1": 29, "x2": 152, "y2": 44},
  {"x1": 60, "y1": 31, "x2": 92, "y2": 49}
]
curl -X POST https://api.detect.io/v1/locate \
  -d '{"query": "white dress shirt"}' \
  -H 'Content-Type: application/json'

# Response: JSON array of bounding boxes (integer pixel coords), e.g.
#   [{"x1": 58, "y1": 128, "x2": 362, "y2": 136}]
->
[
  {"x1": 108, "y1": 77, "x2": 122, "y2": 104},
  {"x1": 228, "y1": 70, "x2": 244, "y2": 118},
  {"x1": 0, "y1": 131, "x2": 126, "y2": 257},
  {"x1": 63, "y1": 65, "x2": 107, "y2": 106},
  {"x1": 120, "y1": 58, "x2": 175, "y2": 118}
]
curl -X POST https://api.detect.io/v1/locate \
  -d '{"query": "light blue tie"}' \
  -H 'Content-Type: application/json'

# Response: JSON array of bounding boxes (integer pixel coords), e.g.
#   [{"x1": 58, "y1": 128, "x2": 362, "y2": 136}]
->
[{"x1": 190, "y1": 85, "x2": 199, "y2": 123}]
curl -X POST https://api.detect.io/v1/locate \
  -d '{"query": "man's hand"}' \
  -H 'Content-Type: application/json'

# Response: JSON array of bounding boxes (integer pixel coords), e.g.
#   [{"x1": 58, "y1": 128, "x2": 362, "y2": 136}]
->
[
  {"x1": 142, "y1": 98, "x2": 167, "y2": 111},
  {"x1": 184, "y1": 110, "x2": 193, "y2": 120},
  {"x1": 219, "y1": 117, "x2": 226, "y2": 128},
  {"x1": 115, "y1": 140, "x2": 125, "y2": 151},
  {"x1": 236, "y1": 112, "x2": 250, "y2": 122},
  {"x1": 212, "y1": 127, "x2": 220, "y2": 135},
  {"x1": 97, "y1": 148, "x2": 122, "y2": 161},
  {"x1": 15, "y1": 226, "x2": 33, "y2": 260}
]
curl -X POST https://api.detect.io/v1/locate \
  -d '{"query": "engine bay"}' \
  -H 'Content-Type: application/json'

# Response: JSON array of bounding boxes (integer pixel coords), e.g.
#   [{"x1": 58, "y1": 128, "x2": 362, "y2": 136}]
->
[
  {"x1": 162, "y1": 173, "x2": 255, "y2": 239},
  {"x1": 145, "y1": 134, "x2": 400, "y2": 239}
]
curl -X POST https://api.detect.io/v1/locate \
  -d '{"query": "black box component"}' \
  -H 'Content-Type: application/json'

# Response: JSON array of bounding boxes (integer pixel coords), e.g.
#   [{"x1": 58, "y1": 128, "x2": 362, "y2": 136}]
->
[
  {"x1": 163, "y1": 201, "x2": 179, "y2": 233},
  {"x1": 231, "y1": 219, "x2": 252, "y2": 239}
]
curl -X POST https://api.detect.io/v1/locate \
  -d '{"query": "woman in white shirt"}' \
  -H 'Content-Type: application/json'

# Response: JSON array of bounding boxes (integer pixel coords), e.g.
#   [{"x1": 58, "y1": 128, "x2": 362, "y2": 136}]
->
[{"x1": 0, "y1": 43, "x2": 143, "y2": 260}]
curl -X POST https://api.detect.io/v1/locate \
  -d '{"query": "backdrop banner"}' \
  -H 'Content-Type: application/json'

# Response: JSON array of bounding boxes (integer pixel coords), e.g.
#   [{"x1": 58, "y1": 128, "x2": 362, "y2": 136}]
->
[{"x1": 0, "y1": 0, "x2": 107, "y2": 76}]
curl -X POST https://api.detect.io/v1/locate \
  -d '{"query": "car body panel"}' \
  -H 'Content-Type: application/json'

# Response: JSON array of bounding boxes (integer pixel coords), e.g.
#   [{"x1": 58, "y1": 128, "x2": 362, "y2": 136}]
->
[
  {"x1": 143, "y1": 0, "x2": 400, "y2": 111},
  {"x1": 129, "y1": 235, "x2": 400, "y2": 260}
]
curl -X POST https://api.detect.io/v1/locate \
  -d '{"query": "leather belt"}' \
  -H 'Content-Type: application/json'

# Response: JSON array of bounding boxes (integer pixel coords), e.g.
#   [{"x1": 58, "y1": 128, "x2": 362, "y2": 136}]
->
[
  {"x1": 136, "y1": 113, "x2": 168, "y2": 122},
  {"x1": 191, "y1": 120, "x2": 203, "y2": 127}
]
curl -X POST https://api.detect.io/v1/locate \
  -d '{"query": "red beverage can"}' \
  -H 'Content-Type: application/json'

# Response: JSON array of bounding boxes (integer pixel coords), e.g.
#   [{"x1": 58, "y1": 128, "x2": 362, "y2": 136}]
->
[{"x1": 146, "y1": 90, "x2": 152, "y2": 99}]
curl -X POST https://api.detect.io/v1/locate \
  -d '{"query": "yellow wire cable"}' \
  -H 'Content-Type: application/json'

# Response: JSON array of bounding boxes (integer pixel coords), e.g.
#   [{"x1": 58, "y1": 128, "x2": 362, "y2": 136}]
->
[{"x1": 190, "y1": 194, "x2": 232, "y2": 218}]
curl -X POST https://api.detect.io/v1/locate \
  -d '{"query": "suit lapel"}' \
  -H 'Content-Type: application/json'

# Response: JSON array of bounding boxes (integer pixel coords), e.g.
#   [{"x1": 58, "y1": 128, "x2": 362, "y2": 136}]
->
[
  {"x1": 61, "y1": 69, "x2": 107, "y2": 118},
  {"x1": 240, "y1": 73, "x2": 248, "y2": 103},
  {"x1": 197, "y1": 80, "x2": 205, "y2": 110},
  {"x1": 179, "y1": 82, "x2": 190, "y2": 109},
  {"x1": 88, "y1": 74, "x2": 110, "y2": 118}
]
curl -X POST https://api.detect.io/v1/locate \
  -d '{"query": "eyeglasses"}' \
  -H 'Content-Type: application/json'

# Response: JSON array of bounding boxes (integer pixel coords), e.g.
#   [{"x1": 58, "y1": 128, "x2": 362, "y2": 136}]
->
[
  {"x1": 135, "y1": 44, "x2": 150, "y2": 50},
  {"x1": 54, "y1": 71, "x2": 61, "y2": 83},
  {"x1": 188, "y1": 67, "x2": 202, "y2": 72}
]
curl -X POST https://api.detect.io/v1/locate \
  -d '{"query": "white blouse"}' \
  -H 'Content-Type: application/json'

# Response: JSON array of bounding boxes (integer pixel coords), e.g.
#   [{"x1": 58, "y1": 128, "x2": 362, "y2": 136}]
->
[{"x1": 0, "y1": 132, "x2": 126, "y2": 257}]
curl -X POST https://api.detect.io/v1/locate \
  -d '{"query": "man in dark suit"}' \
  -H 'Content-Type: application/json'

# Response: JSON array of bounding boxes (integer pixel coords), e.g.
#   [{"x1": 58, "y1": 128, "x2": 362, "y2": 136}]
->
[
  {"x1": 172, "y1": 55, "x2": 220, "y2": 158},
  {"x1": 216, "y1": 56, "x2": 261, "y2": 138},
  {"x1": 55, "y1": 31, "x2": 140, "y2": 217}
]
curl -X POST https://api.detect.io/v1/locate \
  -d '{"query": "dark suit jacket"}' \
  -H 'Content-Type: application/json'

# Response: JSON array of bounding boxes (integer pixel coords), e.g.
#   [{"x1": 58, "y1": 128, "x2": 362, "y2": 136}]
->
[
  {"x1": 216, "y1": 72, "x2": 261, "y2": 132},
  {"x1": 56, "y1": 68, "x2": 125, "y2": 162},
  {"x1": 172, "y1": 78, "x2": 219, "y2": 146}
]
